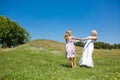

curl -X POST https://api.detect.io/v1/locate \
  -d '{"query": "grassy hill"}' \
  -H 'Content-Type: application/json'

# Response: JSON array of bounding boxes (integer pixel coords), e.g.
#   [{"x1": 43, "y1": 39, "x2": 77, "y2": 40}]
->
[{"x1": 0, "y1": 39, "x2": 120, "y2": 80}]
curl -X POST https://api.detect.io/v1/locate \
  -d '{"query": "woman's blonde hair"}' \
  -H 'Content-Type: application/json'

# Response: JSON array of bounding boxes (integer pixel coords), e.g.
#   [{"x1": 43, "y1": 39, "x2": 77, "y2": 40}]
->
[
  {"x1": 92, "y1": 30, "x2": 97, "y2": 36},
  {"x1": 64, "y1": 30, "x2": 72, "y2": 40}
]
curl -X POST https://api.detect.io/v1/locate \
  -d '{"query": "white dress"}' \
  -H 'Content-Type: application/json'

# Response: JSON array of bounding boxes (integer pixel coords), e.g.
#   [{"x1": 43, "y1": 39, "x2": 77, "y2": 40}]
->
[
  {"x1": 79, "y1": 37, "x2": 96, "y2": 67},
  {"x1": 65, "y1": 39, "x2": 76, "y2": 58}
]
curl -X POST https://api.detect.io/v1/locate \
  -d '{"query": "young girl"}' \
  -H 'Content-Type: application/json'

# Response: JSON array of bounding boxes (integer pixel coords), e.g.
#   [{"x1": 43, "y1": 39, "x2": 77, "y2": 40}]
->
[
  {"x1": 64, "y1": 30, "x2": 80, "y2": 68},
  {"x1": 79, "y1": 30, "x2": 97, "y2": 68}
]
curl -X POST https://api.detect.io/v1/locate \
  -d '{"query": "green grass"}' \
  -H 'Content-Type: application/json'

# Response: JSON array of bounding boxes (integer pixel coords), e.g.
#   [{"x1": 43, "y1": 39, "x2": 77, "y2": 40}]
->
[{"x1": 0, "y1": 39, "x2": 120, "y2": 80}]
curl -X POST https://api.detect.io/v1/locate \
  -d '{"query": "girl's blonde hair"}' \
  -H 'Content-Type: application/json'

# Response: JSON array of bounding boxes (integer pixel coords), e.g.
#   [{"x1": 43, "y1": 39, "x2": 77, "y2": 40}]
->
[{"x1": 64, "y1": 30, "x2": 72, "y2": 40}]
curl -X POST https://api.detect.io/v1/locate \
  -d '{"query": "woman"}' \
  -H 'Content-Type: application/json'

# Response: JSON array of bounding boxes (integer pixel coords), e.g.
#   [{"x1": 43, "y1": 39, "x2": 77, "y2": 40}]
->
[
  {"x1": 79, "y1": 30, "x2": 97, "y2": 68},
  {"x1": 64, "y1": 30, "x2": 80, "y2": 68}
]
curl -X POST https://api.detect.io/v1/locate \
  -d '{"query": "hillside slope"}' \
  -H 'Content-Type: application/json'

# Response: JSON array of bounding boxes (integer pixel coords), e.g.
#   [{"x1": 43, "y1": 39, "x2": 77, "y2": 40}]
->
[
  {"x1": 23, "y1": 39, "x2": 65, "y2": 50},
  {"x1": 0, "y1": 39, "x2": 120, "y2": 80}
]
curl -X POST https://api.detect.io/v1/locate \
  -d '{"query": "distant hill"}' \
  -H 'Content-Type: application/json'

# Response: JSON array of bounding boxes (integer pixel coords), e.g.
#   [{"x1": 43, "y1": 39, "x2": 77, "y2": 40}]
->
[
  {"x1": 27, "y1": 39, "x2": 64, "y2": 49},
  {"x1": 0, "y1": 39, "x2": 82, "y2": 54},
  {"x1": 12, "y1": 39, "x2": 66, "y2": 54}
]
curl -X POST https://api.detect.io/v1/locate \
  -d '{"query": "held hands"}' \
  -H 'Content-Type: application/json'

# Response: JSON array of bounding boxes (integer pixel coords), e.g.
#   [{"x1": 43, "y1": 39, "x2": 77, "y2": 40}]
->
[
  {"x1": 81, "y1": 38, "x2": 86, "y2": 41},
  {"x1": 75, "y1": 40, "x2": 81, "y2": 42},
  {"x1": 72, "y1": 36, "x2": 87, "y2": 42},
  {"x1": 74, "y1": 38, "x2": 85, "y2": 42}
]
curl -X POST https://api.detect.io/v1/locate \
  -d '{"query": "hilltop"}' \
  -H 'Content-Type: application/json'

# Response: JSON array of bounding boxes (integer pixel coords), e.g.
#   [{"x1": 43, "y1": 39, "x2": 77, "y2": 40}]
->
[{"x1": 17, "y1": 39, "x2": 66, "y2": 52}]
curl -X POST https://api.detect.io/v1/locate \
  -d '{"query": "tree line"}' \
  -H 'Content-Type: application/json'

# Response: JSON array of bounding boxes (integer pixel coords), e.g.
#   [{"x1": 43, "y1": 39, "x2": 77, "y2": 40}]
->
[
  {"x1": 75, "y1": 42, "x2": 120, "y2": 49},
  {"x1": 0, "y1": 16, "x2": 30, "y2": 48}
]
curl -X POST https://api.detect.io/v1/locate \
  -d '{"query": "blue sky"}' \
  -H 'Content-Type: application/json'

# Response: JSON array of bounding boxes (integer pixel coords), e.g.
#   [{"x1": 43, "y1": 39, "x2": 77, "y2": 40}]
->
[{"x1": 0, "y1": 0, "x2": 120, "y2": 44}]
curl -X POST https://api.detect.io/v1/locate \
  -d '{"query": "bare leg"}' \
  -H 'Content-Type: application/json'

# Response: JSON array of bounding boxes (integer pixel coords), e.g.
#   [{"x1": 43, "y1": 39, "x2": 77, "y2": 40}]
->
[
  {"x1": 73, "y1": 57, "x2": 76, "y2": 68},
  {"x1": 69, "y1": 58, "x2": 73, "y2": 68}
]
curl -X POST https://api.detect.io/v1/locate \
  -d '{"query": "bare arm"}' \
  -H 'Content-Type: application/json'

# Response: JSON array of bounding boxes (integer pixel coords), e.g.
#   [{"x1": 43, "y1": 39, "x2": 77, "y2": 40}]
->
[
  {"x1": 84, "y1": 36, "x2": 97, "y2": 40},
  {"x1": 72, "y1": 36, "x2": 81, "y2": 40}
]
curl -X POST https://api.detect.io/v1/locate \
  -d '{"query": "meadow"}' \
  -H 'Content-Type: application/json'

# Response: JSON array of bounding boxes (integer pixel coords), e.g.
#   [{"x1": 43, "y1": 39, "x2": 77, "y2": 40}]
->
[{"x1": 0, "y1": 40, "x2": 120, "y2": 80}]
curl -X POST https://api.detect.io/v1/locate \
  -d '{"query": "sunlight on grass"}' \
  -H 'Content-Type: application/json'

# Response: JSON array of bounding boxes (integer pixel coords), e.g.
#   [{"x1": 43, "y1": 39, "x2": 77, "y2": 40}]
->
[{"x1": 0, "y1": 40, "x2": 120, "y2": 80}]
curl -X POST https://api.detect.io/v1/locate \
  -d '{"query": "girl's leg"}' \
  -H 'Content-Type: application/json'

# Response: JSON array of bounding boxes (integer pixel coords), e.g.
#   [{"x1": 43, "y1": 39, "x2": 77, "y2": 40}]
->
[
  {"x1": 73, "y1": 57, "x2": 76, "y2": 68},
  {"x1": 69, "y1": 58, "x2": 73, "y2": 68}
]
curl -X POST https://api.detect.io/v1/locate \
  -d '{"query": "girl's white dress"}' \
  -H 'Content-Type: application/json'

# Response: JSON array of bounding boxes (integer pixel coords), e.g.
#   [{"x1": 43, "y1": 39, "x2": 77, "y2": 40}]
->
[
  {"x1": 79, "y1": 37, "x2": 96, "y2": 67},
  {"x1": 65, "y1": 39, "x2": 76, "y2": 58}
]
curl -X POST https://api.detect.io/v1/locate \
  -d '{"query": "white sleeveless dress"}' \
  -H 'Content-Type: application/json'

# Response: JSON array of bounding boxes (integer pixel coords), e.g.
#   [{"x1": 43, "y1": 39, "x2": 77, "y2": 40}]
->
[
  {"x1": 65, "y1": 39, "x2": 76, "y2": 58},
  {"x1": 79, "y1": 38, "x2": 95, "y2": 67}
]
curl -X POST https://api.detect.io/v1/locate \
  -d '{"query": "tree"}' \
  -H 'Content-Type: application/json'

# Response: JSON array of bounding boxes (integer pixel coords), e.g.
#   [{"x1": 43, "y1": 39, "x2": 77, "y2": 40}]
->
[
  {"x1": 74, "y1": 40, "x2": 120, "y2": 49},
  {"x1": 0, "y1": 16, "x2": 30, "y2": 48},
  {"x1": 74, "y1": 41, "x2": 84, "y2": 47},
  {"x1": 94, "y1": 42, "x2": 111, "y2": 49}
]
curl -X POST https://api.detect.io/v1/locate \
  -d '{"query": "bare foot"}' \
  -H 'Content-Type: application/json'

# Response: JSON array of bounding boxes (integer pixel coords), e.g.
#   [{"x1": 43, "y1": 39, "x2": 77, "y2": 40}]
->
[{"x1": 72, "y1": 65, "x2": 76, "y2": 69}]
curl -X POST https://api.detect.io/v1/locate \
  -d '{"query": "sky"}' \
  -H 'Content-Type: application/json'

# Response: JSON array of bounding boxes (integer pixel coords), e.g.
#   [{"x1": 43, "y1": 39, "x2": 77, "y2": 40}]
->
[{"x1": 0, "y1": 0, "x2": 120, "y2": 44}]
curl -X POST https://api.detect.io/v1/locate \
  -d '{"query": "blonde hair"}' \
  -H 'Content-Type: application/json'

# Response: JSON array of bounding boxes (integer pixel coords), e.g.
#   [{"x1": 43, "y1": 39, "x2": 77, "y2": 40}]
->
[
  {"x1": 64, "y1": 30, "x2": 72, "y2": 40},
  {"x1": 92, "y1": 30, "x2": 97, "y2": 36}
]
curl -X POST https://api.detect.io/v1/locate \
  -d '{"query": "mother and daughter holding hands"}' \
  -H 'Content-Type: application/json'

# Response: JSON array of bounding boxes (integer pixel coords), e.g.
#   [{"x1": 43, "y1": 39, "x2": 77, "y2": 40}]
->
[{"x1": 64, "y1": 30, "x2": 97, "y2": 69}]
